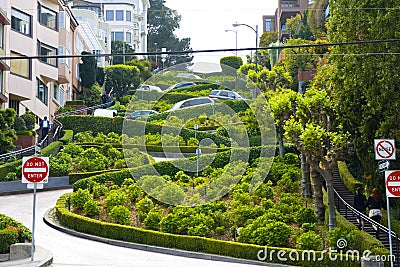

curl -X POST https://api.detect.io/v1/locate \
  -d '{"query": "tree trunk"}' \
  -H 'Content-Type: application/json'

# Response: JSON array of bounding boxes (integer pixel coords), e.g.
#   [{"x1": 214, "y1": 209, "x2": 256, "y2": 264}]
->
[
  {"x1": 310, "y1": 166, "x2": 325, "y2": 222},
  {"x1": 278, "y1": 131, "x2": 285, "y2": 158},
  {"x1": 301, "y1": 152, "x2": 312, "y2": 198},
  {"x1": 320, "y1": 168, "x2": 337, "y2": 230}
]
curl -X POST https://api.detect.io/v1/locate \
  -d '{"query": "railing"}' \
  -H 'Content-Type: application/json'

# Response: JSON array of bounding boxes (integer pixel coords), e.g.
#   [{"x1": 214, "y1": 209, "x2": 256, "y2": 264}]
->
[
  {"x1": 334, "y1": 189, "x2": 400, "y2": 265},
  {"x1": 0, "y1": 101, "x2": 113, "y2": 162}
]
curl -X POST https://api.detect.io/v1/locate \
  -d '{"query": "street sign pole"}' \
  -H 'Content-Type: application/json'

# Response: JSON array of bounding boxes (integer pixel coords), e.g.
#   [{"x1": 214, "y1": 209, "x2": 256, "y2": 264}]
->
[
  {"x1": 386, "y1": 193, "x2": 393, "y2": 267},
  {"x1": 31, "y1": 182, "x2": 37, "y2": 262}
]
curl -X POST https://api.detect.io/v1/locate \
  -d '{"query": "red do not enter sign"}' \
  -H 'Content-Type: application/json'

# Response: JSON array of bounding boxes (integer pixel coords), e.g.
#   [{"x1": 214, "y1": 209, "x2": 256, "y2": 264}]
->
[
  {"x1": 386, "y1": 170, "x2": 400, "y2": 197},
  {"x1": 22, "y1": 157, "x2": 49, "y2": 183}
]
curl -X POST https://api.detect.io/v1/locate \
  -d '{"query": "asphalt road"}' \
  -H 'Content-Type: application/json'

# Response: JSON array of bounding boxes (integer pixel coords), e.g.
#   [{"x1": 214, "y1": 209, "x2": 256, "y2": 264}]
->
[{"x1": 0, "y1": 189, "x2": 278, "y2": 267}]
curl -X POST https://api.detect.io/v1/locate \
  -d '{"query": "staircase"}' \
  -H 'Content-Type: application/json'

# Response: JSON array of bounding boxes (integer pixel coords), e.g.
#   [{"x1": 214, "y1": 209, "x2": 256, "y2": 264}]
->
[{"x1": 332, "y1": 164, "x2": 400, "y2": 265}]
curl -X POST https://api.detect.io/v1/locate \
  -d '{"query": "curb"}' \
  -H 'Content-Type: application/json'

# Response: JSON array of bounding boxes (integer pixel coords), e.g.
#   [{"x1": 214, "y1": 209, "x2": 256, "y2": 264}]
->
[
  {"x1": 43, "y1": 208, "x2": 294, "y2": 267},
  {"x1": 0, "y1": 245, "x2": 53, "y2": 267}
]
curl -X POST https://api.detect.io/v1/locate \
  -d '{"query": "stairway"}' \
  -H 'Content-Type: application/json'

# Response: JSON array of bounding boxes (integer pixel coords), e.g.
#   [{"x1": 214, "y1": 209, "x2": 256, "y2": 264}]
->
[{"x1": 332, "y1": 164, "x2": 400, "y2": 265}]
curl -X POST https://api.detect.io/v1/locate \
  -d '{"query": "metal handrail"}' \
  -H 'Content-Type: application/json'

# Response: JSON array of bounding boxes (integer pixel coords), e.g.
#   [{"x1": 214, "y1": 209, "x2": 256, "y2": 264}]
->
[{"x1": 334, "y1": 189, "x2": 400, "y2": 264}]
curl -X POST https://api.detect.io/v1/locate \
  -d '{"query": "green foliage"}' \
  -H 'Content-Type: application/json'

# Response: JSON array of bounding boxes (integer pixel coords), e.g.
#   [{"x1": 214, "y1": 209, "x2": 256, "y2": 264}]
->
[
  {"x1": 0, "y1": 108, "x2": 17, "y2": 154},
  {"x1": 12, "y1": 115, "x2": 26, "y2": 130},
  {"x1": 105, "y1": 190, "x2": 128, "y2": 211},
  {"x1": 104, "y1": 64, "x2": 140, "y2": 100},
  {"x1": 238, "y1": 221, "x2": 292, "y2": 247},
  {"x1": 76, "y1": 147, "x2": 109, "y2": 172},
  {"x1": 111, "y1": 40, "x2": 135, "y2": 64},
  {"x1": 143, "y1": 211, "x2": 162, "y2": 230},
  {"x1": 295, "y1": 207, "x2": 318, "y2": 225},
  {"x1": 49, "y1": 152, "x2": 73, "y2": 176},
  {"x1": 70, "y1": 188, "x2": 91, "y2": 210},
  {"x1": 84, "y1": 199, "x2": 101, "y2": 217},
  {"x1": 79, "y1": 51, "x2": 97, "y2": 88},
  {"x1": 220, "y1": 56, "x2": 243, "y2": 70},
  {"x1": 108, "y1": 205, "x2": 131, "y2": 225},
  {"x1": 327, "y1": 227, "x2": 355, "y2": 250},
  {"x1": 21, "y1": 112, "x2": 36, "y2": 130},
  {"x1": 0, "y1": 229, "x2": 18, "y2": 253},
  {"x1": 78, "y1": 83, "x2": 102, "y2": 107},
  {"x1": 337, "y1": 161, "x2": 363, "y2": 194},
  {"x1": 296, "y1": 231, "x2": 322, "y2": 250},
  {"x1": 40, "y1": 141, "x2": 62, "y2": 156},
  {"x1": 136, "y1": 197, "x2": 154, "y2": 221},
  {"x1": 59, "y1": 130, "x2": 74, "y2": 144}
]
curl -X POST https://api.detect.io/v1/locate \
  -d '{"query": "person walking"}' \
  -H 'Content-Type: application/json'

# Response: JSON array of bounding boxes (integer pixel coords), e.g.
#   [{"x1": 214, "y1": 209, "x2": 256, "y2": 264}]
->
[
  {"x1": 40, "y1": 116, "x2": 51, "y2": 141},
  {"x1": 367, "y1": 187, "x2": 383, "y2": 237},
  {"x1": 354, "y1": 187, "x2": 367, "y2": 230}
]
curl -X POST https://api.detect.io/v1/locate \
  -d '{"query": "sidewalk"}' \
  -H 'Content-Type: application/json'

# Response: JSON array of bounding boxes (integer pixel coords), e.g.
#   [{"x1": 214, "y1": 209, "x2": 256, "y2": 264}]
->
[
  {"x1": 0, "y1": 176, "x2": 71, "y2": 196},
  {"x1": 0, "y1": 246, "x2": 53, "y2": 267}
]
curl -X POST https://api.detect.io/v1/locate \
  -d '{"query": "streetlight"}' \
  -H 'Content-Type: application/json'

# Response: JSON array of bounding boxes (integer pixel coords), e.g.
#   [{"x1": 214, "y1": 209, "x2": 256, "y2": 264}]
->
[
  {"x1": 232, "y1": 22, "x2": 259, "y2": 71},
  {"x1": 225, "y1": 29, "x2": 238, "y2": 56}
]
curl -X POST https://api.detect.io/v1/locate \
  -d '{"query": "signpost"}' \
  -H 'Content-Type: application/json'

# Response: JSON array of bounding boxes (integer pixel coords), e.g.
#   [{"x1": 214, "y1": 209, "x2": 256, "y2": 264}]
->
[
  {"x1": 22, "y1": 156, "x2": 49, "y2": 261},
  {"x1": 374, "y1": 139, "x2": 396, "y2": 160}
]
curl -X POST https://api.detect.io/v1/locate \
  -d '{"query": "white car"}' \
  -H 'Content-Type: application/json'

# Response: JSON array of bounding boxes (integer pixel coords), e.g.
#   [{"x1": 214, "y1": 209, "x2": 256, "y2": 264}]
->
[
  {"x1": 93, "y1": 109, "x2": 118, "y2": 117},
  {"x1": 168, "y1": 97, "x2": 215, "y2": 112},
  {"x1": 209, "y1": 89, "x2": 245, "y2": 100},
  {"x1": 136, "y1": 84, "x2": 162, "y2": 92}
]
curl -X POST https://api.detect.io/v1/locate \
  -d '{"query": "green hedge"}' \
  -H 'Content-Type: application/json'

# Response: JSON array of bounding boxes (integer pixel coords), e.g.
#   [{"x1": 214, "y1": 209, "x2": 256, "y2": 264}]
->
[
  {"x1": 69, "y1": 169, "x2": 125, "y2": 185},
  {"x1": 0, "y1": 160, "x2": 22, "y2": 180},
  {"x1": 40, "y1": 141, "x2": 62, "y2": 156},
  {"x1": 55, "y1": 193, "x2": 359, "y2": 266},
  {"x1": 16, "y1": 130, "x2": 36, "y2": 136},
  {"x1": 66, "y1": 100, "x2": 85, "y2": 105},
  {"x1": 59, "y1": 130, "x2": 74, "y2": 144},
  {"x1": 337, "y1": 161, "x2": 363, "y2": 194}
]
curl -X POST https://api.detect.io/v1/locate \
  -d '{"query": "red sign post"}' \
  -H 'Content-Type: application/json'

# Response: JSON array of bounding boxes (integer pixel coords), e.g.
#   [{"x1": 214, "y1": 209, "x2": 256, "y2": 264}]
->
[
  {"x1": 386, "y1": 170, "x2": 400, "y2": 198},
  {"x1": 22, "y1": 157, "x2": 49, "y2": 183}
]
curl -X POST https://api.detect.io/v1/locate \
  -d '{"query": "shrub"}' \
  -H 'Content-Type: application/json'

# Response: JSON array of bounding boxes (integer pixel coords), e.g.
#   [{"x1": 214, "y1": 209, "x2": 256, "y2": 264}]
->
[
  {"x1": 328, "y1": 227, "x2": 355, "y2": 250},
  {"x1": 239, "y1": 221, "x2": 292, "y2": 247},
  {"x1": 143, "y1": 211, "x2": 162, "y2": 230},
  {"x1": 296, "y1": 231, "x2": 323, "y2": 250},
  {"x1": 105, "y1": 190, "x2": 128, "y2": 211},
  {"x1": 283, "y1": 153, "x2": 299, "y2": 165},
  {"x1": 295, "y1": 207, "x2": 318, "y2": 225},
  {"x1": 136, "y1": 197, "x2": 154, "y2": 221},
  {"x1": 84, "y1": 199, "x2": 101, "y2": 217},
  {"x1": 74, "y1": 131, "x2": 94, "y2": 143},
  {"x1": 49, "y1": 152, "x2": 73, "y2": 176},
  {"x1": 124, "y1": 183, "x2": 143, "y2": 203},
  {"x1": 76, "y1": 147, "x2": 109, "y2": 172},
  {"x1": 0, "y1": 229, "x2": 18, "y2": 253},
  {"x1": 215, "y1": 226, "x2": 225, "y2": 235},
  {"x1": 62, "y1": 143, "x2": 84, "y2": 158},
  {"x1": 92, "y1": 183, "x2": 108, "y2": 199},
  {"x1": 70, "y1": 188, "x2": 91, "y2": 210},
  {"x1": 108, "y1": 205, "x2": 131, "y2": 225}
]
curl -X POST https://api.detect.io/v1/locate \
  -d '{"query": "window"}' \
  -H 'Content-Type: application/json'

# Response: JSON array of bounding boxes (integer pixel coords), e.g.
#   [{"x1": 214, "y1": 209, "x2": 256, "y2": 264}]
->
[
  {"x1": 126, "y1": 11, "x2": 131, "y2": 21},
  {"x1": 58, "y1": 45, "x2": 65, "y2": 63},
  {"x1": 36, "y1": 78, "x2": 48, "y2": 105},
  {"x1": 0, "y1": 70, "x2": 3, "y2": 95},
  {"x1": 38, "y1": 4, "x2": 57, "y2": 30},
  {"x1": 58, "y1": 11, "x2": 65, "y2": 29},
  {"x1": 126, "y1": 32, "x2": 132, "y2": 43},
  {"x1": 59, "y1": 85, "x2": 65, "y2": 106},
  {"x1": 116, "y1": 10, "x2": 124, "y2": 21},
  {"x1": 265, "y1": 18, "x2": 273, "y2": 31},
  {"x1": 11, "y1": 8, "x2": 32, "y2": 36},
  {"x1": 10, "y1": 51, "x2": 31, "y2": 79},
  {"x1": 53, "y1": 82, "x2": 59, "y2": 102},
  {"x1": 106, "y1": 10, "x2": 114, "y2": 21},
  {"x1": 112, "y1": 31, "x2": 124, "y2": 41},
  {"x1": 0, "y1": 23, "x2": 3, "y2": 48},
  {"x1": 9, "y1": 100, "x2": 20, "y2": 114},
  {"x1": 38, "y1": 41, "x2": 57, "y2": 66}
]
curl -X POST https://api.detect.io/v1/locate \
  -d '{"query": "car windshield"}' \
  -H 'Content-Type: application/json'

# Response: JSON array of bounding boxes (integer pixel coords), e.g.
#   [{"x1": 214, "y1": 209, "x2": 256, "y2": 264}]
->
[{"x1": 209, "y1": 90, "x2": 218, "y2": 95}]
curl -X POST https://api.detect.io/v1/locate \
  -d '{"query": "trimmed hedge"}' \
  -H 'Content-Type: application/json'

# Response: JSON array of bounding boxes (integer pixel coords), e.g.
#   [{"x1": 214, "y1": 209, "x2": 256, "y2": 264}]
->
[
  {"x1": 16, "y1": 130, "x2": 36, "y2": 136},
  {"x1": 69, "y1": 169, "x2": 125, "y2": 185},
  {"x1": 0, "y1": 160, "x2": 22, "y2": 180},
  {"x1": 66, "y1": 100, "x2": 85, "y2": 105},
  {"x1": 56, "y1": 193, "x2": 360, "y2": 266},
  {"x1": 59, "y1": 130, "x2": 74, "y2": 144},
  {"x1": 40, "y1": 141, "x2": 63, "y2": 156},
  {"x1": 337, "y1": 161, "x2": 363, "y2": 194}
]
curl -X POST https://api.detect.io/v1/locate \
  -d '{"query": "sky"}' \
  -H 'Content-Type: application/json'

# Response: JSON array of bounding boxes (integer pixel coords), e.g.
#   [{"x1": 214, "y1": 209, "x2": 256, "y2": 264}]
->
[{"x1": 164, "y1": 0, "x2": 278, "y2": 65}]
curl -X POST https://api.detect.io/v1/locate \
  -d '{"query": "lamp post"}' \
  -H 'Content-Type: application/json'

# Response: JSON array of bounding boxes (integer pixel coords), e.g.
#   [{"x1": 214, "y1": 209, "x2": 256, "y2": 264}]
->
[
  {"x1": 232, "y1": 23, "x2": 259, "y2": 71},
  {"x1": 225, "y1": 29, "x2": 238, "y2": 56}
]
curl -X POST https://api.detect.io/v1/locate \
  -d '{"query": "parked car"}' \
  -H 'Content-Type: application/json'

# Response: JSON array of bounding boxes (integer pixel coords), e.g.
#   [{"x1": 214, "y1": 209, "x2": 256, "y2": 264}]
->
[
  {"x1": 176, "y1": 73, "x2": 202, "y2": 79},
  {"x1": 125, "y1": 110, "x2": 159, "y2": 119},
  {"x1": 136, "y1": 84, "x2": 162, "y2": 92},
  {"x1": 168, "y1": 97, "x2": 215, "y2": 112},
  {"x1": 166, "y1": 81, "x2": 196, "y2": 91},
  {"x1": 208, "y1": 89, "x2": 245, "y2": 100},
  {"x1": 93, "y1": 109, "x2": 118, "y2": 117}
]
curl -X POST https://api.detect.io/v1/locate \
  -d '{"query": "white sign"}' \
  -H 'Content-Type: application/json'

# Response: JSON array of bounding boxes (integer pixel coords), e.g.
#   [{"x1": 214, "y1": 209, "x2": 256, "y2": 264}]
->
[
  {"x1": 374, "y1": 139, "x2": 396, "y2": 160},
  {"x1": 21, "y1": 157, "x2": 49, "y2": 185}
]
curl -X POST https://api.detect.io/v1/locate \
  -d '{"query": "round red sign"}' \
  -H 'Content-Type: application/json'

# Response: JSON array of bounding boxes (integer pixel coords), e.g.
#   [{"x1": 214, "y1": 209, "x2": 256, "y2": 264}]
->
[
  {"x1": 386, "y1": 170, "x2": 400, "y2": 197},
  {"x1": 22, "y1": 157, "x2": 48, "y2": 183}
]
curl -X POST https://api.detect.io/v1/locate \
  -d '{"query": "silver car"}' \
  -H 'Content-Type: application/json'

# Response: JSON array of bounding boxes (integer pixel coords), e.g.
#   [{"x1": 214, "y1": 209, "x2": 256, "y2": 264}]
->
[
  {"x1": 168, "y1": 97, "x2": 215, "y2": 111},
  {"x1": 209, "y1": 89, "x2": 245, "y2": 100}
]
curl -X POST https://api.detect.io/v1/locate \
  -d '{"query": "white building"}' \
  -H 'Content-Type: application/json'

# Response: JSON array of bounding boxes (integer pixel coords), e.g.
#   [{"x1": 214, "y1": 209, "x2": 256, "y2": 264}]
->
[{"x1": 67, "y1": 0, "x2": 150, "y2": 58}]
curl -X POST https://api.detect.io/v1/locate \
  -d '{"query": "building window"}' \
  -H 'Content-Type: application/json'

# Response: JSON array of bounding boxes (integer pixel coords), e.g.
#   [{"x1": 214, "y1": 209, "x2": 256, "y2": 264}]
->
[
  {"x1": 38, "y1": 4, "x2": 57, "y2": 30},
  {"x1": 53, "y1": 82, "x2": 59, "y2": 102},
  {"x1": 126, "y1": 11, "x2": 131, "y2": 21},
  {"x1": 58, "y1": 45, "x2": 65, "y2": 63},
  {"x1": 9, "y1": 100, "x2": 20, "y2": 114},
  {"x1": 38, "y1": 41, "x2": 57, "y2": 66},
  {"x1": 11, "y1": 8, "x2": 32, "y2": 36},
  {"x1": 126, "y1": 32, "x2": 132, "y2": 43},
  {"x1": 0, "y1": 23, "x2": 3, "y2": 48},
  {"x1": 112, "y1": 31, "x2": 124, "y2": 42},
  {"x1": 36, "y1": 78, "x2": 48, "y2": 105},
  {"x1": 106, "y1": 10, "x2": 114, "y2": 21},
  {"x1": 60, "y1": 85, "x2": 65, "y2": 106},
  {"x1": 116, "y1": 10, "x2": 124, "y2": 21},
  {"x1": 0, "y1": 70, "x2": 3, "y2": 95},
  {"x1": 10, "y1": 51, "x2": 31, "y2": 79},
  {"x1": 265, "y1": 18, "x2": 273, "y2": 32},
  {"x1": 58, "y1": 11, "x2": 65, "y2": 29}
]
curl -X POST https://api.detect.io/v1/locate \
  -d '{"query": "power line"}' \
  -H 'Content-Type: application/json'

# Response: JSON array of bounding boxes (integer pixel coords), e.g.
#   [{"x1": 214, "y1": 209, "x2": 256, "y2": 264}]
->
[{"x1": 1, "y1": 38, "x2": 400, "y2": 61}]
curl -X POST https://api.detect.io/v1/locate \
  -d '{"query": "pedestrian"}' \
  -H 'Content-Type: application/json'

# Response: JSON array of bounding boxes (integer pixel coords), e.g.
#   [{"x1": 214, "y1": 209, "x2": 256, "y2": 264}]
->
[
  {"x1": 101, "y1": 92, "x2": 108, "y2": 105},
  {"x1": 353, "y1": 187, "x2": 367, "y2": 230},
  {"x1": 40, "y1": 116, "x2": 51, "y2": 141},
  {"x1": 367, "y1": 187, "x2": 383, "y2": 237}
]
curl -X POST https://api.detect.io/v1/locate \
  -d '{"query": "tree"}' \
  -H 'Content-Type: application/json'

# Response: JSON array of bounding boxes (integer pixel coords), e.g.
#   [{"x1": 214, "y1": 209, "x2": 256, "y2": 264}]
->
[
  {"x1": 104, "y1": 65, "x2": 140, "y2": 101},
  {"x1": 78, "y1": 84, "x2": 102, "y2": 107},
  {"x1": 0, "y1": 108, "x2": 17, "y2": 154},
  {"x1": 147, "y1": 0, "x2": 193, "y2": 67},
  {"x1": 79, "y1": 51, "x2": 97, "y2": 88},
  {"x1": 259, "y1": 31, "x2": 279, "y2": 48},
  {"x1": 327, "y1": 0, "x2": 400, "y2": 188},
  {"x1": 286, "y1": 12, "x2": 313, "y2": 40},
  {"x1": 307, "y1": 0, "x2": 328, "y2": 39},
  {"x1": 126, "y1": 58, "x2": 153, "y2": 82},
  {"x1": 246, "y1": 65, "x2": 293, "y2": 92},
  {"x1": 220, "y1": 56, "x2": 243, "y2": 70},
  {"x1": 111, "y1": 40, "x2": 135, "y2": 65}
]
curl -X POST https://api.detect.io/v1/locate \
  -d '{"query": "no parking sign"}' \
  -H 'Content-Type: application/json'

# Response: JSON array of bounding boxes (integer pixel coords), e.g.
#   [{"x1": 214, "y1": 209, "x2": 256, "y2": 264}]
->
[{"x1": 374, "y1": 139, "x2": 396, "y2": 160}]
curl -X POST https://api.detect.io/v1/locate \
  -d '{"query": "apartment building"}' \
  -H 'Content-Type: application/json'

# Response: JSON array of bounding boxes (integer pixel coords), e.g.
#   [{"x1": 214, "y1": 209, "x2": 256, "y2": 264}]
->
[
  {"x1": 0, "y1": 7, "x2": 10, "y2": 110},
  {"x1": 66, "y1": 0, "x2": 149, "y2": 58}
]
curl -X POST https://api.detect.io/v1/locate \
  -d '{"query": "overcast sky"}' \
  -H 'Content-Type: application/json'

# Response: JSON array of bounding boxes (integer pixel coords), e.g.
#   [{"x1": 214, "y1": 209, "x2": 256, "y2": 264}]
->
[{"x1": 164, "y1": 0, "x2": 278, "y2": 64}]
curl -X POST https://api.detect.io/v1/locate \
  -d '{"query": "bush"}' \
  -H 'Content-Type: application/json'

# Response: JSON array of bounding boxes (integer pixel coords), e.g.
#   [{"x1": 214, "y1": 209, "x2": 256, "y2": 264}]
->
[
  {"x1": 59, "y1": 130, "x2": 74, "y2": 144},
  {"x1": 108, "y1": 205, "x2": 131, "y2": 225},
  {"x1": 105, "y1": 190, "x2": 127, "y2": 211},
  {"x1": 49, "y1": 152, "x2": 73, "y2": 176},
  {"x1": 0, "y1": 229, "x2": 18, "y2": 253},
  {"x1": 143, "y1": 211, "x2": 162, "y2": 230},
  {"x1": 295, "y1": 207, "x2": 318, "y2": 225},
  {"x1": 76, "y1": 147, "x2": 109, "y2": 172},
  {"x1": 136, "y1": 197, "x2": 154, "y2": 221},
  {"x1": 40, "y1": 141, "x2": 62, "y2": 156},
  {"x1": 84, "y1": 199, "x2": 101, "y2": 217},
  {"x1": 70, "y1": 188, "x2": 91, "y2": 210},
  {"x1": 296, "y1": 231, "x2": 323, "y2": 250},
  {"x1": 327, "y1": 227, "x2": 355, "y2": 250}
]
